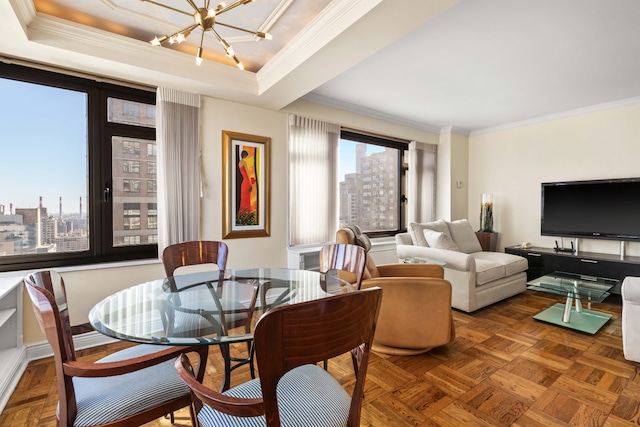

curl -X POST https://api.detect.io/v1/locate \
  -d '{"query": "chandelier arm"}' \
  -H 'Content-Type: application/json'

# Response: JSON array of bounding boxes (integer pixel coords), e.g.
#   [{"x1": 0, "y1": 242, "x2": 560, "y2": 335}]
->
[
  {"x1": 215, "y1": 21, "x2": 261, "y2": 36},
  {"x1": 210, "y1": 28, "x2": 224, "y2": 44},
  {"x1": 216, "y1": 0, "x2": 253, "y2": 15},
  {"x1": 199, "y1": 27, "x2": 206, "y2": 49},
  {"x1": 184, "y1": 0, "x2": 200, "y2": 12},
  {"x1": 140, "y1": 0, "x2": 192, "y2": 17},
  {"x1": 167, "y1": 23, "x2": 199, "y2": 39}
]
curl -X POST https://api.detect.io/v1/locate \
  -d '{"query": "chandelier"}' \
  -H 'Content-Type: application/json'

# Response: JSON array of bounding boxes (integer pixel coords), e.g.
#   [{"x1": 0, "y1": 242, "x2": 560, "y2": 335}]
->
[{"x1": 143, "y1": 0, "x2": 272, "y2": 69}]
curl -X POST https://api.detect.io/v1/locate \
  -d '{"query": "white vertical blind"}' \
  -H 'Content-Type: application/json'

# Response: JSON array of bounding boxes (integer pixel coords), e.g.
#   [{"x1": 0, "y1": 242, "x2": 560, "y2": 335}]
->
[
  {"x1": 156, "y1": 87, "x2": 201, "y2": 255},
  {"x1": 288, "y1": 115, "x2": 340, "y2": 246},
  {"x1": 408, "y1": 141, "x2": 437, "y2": 224}
]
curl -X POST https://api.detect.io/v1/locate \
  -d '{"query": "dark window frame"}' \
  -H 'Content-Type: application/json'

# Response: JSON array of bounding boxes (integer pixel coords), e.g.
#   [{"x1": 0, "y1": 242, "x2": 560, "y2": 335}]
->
[
  {"x1": 339, "y1": 130, "x2": 408, "y2": 238},
  {"x1": 0, "y1": 63, "x2": 157, "y2": 272}
]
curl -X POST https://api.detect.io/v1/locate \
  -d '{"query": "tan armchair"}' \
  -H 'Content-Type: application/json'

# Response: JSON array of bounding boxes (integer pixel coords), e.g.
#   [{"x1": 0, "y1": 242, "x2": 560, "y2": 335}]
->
[{"x1": 336, "y1": 227, "x2": 455, "y2": 355}]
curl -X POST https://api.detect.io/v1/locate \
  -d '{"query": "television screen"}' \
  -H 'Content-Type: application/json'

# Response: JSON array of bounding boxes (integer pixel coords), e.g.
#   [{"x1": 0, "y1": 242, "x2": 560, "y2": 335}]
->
[{"x1": 541, "y1": 178, "x2": 640, "y2": 241}]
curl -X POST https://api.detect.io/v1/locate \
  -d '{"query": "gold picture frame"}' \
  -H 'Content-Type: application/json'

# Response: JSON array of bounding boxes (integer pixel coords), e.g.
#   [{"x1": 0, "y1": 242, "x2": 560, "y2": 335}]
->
[{"x1": 222, "y1": 130, "x2": 271, "y2": 239}]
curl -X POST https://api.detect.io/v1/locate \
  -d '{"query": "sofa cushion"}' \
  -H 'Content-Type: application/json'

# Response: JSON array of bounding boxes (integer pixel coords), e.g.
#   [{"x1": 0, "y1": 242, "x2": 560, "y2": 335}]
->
[
  {"x1": 474, "y1": 259, "x2": 506, "y2": 285},
  {"x1": 448, "y1": 219, "x2": 482, "y2": 253},
  {"x1": 423, "y1": 229, "x2": 459, "y2": 251},
  {"x1": 409, "y1": 220, "x2": 450, "y2": 247},
  {"x1": 473, "y1": 252, "x2": 528, "y2": 276}
]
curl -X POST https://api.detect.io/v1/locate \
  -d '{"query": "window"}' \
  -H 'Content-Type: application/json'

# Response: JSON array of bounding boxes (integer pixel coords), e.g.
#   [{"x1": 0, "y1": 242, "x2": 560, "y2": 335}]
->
[
  {"x1": 148, "y1": 180, "x2": 157, "y2": 193},
  {"x1": 123, "y1": 160, "x2": 140, "y2": 173},
  {"x1": 124, "y1": 235, "x2": 141, "y2": 245},
  {"x1": 147, "y1": 143, "x2": 156, "y2": 157},
  {"x1": 123, "y1": 140, "x2": 140, "y2": 155},
  {"x1": 148, "y1": 161, "x2": 157, "y2": 175},
  {"x1": 0, "y1": 63, "x2": 157, "y2": 272},
  {"x1": 338, "y1": 130, "x2": 407, "y2": 237},
  {"x1": 122, "y1": 101, "x2": 140, "y2": 117},
  {"x1": 122, "y1": 203, "x2": 141, "y2": 231},
  {"x1": 123, "y1": 179, "x2": 141, "y2": 193}
]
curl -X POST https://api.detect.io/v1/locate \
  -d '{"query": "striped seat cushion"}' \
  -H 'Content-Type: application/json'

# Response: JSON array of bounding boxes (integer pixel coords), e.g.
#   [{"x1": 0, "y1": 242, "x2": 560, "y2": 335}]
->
[
  {"x1": 71, "y1": 345, "x2": 189, "y2": 427},
  {"x1": 198, "y1": 364, "x2": 351, "y2": 427}
]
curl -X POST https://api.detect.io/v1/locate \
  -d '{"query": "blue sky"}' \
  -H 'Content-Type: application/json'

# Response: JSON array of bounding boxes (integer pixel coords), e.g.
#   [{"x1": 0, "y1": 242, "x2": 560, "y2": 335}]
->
[
  {"x1": 0, "y1": 78, "x2": 87, "y2": 213},
  {"x1": 339, "y1": 139, "x2": 384, "y2": 181}
]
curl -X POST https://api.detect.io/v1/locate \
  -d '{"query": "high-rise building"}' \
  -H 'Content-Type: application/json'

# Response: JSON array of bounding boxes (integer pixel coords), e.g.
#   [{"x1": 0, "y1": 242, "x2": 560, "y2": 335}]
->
[{"x1": 339, "y1": 144, "x2": 398, "y2": 231}]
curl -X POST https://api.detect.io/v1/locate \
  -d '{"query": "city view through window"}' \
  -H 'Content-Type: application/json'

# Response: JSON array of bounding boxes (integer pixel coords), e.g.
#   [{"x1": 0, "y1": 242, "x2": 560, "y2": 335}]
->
[
  {"x1": 0, "y1": 77, "x2": 157, "y2": 260},
  {"x1": 339, "y1": 138, "x2": 401, "y2": 233}
]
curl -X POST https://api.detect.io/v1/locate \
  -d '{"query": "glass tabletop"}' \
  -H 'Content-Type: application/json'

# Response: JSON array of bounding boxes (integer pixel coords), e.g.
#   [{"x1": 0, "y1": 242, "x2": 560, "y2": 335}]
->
[
  {"x1": 526, "y1": 272, "x2": 617, "y2": 303},
  {"x1": 89, "y1": 268, "x2": 351, "y2": 346}
]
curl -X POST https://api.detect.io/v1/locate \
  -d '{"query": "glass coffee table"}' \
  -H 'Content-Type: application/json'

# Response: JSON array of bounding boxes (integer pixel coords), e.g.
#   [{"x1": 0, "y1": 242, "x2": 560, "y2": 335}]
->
[{"x1": 526, "y1": 272, "x2": 618, "y2": 334}]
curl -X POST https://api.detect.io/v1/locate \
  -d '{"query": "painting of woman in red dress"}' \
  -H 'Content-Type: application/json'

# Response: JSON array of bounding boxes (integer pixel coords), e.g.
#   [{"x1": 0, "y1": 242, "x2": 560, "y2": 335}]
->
[{"x1": 236, "y1": 146, "x2": 258, "y2": 225}]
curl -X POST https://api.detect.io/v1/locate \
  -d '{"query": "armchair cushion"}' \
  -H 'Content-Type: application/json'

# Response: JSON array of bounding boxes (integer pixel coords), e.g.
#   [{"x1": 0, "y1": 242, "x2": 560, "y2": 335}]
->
[{"x1": 423, "y1": 229, "x2": 459, "y2": 251}]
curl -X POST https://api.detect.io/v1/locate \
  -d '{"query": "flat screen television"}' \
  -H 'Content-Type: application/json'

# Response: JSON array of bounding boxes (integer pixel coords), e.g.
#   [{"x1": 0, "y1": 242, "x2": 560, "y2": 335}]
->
[{"x1": 541, "y1": 177, "x2": 640, "y2": 241}]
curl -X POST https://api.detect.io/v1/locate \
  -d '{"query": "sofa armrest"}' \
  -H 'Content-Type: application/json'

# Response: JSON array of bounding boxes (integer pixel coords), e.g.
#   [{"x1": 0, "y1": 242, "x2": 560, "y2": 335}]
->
[
  {"x1": 377, "y1": 263, "x2": 444, "y2": 279},
  {"x1": 622, "y1": 277, "x2": 640, "y2": 302},
  {"x1": 396, "y1": 245, "x2": 474, "y2": 272}
]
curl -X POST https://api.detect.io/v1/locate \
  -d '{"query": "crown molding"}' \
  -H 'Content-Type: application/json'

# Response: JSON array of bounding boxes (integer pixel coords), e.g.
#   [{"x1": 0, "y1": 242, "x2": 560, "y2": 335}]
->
[
  {"x1": 257, "y1": 0, "x2": 382, "y2": 93},
  {"x1": 303, "y1": 92, "x2": 442, "y2": 134},
  {"x1": 470, "y1": 96, "x2": 640, "y2": 136}
]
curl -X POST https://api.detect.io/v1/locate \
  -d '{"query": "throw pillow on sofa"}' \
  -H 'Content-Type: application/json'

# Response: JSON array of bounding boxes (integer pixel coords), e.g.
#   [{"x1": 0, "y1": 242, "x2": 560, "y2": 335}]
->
[
  {"x1": 422, "y1": 229, "x2": 459, "y2": 251},
  {"x1": 409, "y1": 219, "x2": 450, "y2": 247},
  {"x1": 448, "y1": 219, "x2": 483, "y2": 253}
]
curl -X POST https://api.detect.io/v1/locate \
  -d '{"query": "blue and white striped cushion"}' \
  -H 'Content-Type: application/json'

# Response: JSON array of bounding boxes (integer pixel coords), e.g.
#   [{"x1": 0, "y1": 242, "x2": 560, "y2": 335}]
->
[
  {"x1": 71, "y1": 345, "x2": 189, "y2": 427},
  {"x1": 198, "y1": 364, "x2": 351, "y2": 427}
]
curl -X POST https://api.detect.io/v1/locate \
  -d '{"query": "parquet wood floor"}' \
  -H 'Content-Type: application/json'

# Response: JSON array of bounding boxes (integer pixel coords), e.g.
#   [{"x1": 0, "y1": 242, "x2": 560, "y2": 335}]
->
[{"x1": 3, "y1": 290, "x2": 640, "y2": 426}]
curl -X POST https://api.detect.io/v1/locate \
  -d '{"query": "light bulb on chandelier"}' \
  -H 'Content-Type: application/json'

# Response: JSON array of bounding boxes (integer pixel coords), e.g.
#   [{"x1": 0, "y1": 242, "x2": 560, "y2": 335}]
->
[{"x1": 144, "y1": 0, "x2": 271, "y2": 69}]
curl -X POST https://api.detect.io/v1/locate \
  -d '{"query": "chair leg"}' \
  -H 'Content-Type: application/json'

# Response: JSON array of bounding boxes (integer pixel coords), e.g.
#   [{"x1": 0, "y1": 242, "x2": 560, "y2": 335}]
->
[
  {"x1": 247, "y1": 341, "x2": 256, "y2": 379},
  {"x1": 219, "y1": 343, "x2": 232, "y2": 392}
]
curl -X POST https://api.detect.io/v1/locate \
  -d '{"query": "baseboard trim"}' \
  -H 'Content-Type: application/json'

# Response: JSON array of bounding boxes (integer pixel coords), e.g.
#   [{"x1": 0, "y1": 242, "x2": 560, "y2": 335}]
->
[
  {"x1": 27, "y1": 331, "x2": 119, "y2": 361},
  {"x1": 0, "y1": 345, "x2": 28, "y2": 414}
]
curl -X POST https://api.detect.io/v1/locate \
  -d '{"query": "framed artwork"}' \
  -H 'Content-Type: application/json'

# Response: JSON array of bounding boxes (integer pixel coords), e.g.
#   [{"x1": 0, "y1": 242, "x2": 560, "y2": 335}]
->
[{"x1": 222, "y1": 130, "x2": 271, "y2": 239}]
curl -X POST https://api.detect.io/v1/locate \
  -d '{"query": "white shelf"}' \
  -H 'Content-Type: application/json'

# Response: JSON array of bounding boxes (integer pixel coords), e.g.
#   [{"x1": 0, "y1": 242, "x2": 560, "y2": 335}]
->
[
  {"x1": 0, "y1": 308, "x2": 16, "y2": 330},
  {"x1": 0, "y1": 277, "x2": 24, "y2": 413}
]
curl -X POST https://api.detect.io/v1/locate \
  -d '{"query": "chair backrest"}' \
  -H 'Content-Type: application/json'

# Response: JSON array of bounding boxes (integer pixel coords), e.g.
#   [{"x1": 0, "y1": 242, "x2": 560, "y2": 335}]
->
[
  {"x1": 162, "y1": 240, "x2": 229, "y2": 277},
  {"x1": 319, "y1": 243, "x2": 367, "y2": 290},
  {"x1": 253, "y1": 287, "x2": 382, "y2": 426},
  {"x1": 336, "y1": 227, "x2": 380, "y2": 279},
  {"x1": 24, "y1": 270, "x2": 79, "y2": 424}
]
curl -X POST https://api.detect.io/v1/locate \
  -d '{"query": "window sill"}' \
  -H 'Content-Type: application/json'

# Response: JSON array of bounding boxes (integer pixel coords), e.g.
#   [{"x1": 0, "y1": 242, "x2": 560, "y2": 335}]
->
[{"x1": 0, "y1": 258, "x2": 161, "y2": 279}]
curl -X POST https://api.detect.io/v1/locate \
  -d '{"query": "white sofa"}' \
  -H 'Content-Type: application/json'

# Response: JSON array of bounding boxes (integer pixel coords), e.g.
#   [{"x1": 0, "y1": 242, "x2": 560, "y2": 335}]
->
[
  {"x1": 395, "y1": 219, "x2": 528, "y2": 312},
  {"x1": 622, "y1": 277, "x2": 640, "y2": 362}
]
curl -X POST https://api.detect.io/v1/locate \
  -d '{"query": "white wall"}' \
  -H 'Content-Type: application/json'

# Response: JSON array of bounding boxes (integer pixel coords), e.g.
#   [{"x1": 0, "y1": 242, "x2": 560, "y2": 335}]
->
[
  {"x1": 200, "y1": 97, "x2": 289, "y2": 268},
  {"x1": 468, "y1": 102, "x2": 640, "y2": 256}
]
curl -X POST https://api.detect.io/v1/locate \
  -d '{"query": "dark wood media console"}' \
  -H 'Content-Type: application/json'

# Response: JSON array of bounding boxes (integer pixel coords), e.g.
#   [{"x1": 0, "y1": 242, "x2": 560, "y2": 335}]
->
[{"x1": 505, "y1": 245, "x2": 640, "y2": 294}]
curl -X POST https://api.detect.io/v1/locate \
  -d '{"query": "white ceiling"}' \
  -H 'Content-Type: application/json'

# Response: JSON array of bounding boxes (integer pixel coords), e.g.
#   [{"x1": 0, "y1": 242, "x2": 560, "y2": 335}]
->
[{"x1": 2, "y1": 0, "x2": 640, "y2": 135}]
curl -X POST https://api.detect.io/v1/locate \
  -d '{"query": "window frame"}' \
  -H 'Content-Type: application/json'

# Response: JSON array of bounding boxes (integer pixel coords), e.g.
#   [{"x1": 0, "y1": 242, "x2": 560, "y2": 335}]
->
[
  {"x1": 0, "y1": 63, "x2": 157, "y2": 272},
  {"x1": 339, "y1": 130, "x2": 408, "y2": 238}
]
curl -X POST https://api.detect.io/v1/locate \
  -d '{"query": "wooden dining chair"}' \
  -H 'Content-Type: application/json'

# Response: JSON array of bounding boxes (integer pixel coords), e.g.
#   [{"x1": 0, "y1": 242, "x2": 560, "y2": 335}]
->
[
  {"x1": 24, "y1": 270, "x2": 208, "y2": 427},
  {"x1": 162, "y1": 240, "x2": 255, "y2": 390},
  {"x1": 319, "y1": 243, "x2": 367, "y2": 290},
  {"x1": 175, "y1": 286, "x2": 382, "y2": 427},
  {"x1": 318, "y1": 243, "x2": 367, "y2": 370}
]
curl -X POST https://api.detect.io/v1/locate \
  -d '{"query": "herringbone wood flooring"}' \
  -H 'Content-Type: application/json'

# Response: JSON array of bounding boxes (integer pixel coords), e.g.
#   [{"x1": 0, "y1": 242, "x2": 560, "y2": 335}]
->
[{"x1": 3, "y1": 290, "x2": 640, "y2": 426}]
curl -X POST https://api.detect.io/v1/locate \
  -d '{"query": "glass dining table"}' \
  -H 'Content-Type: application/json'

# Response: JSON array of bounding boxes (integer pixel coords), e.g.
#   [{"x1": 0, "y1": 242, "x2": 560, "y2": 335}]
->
[{"x1": 88, "y1": 268, "x2": 352, "y2": 389}]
